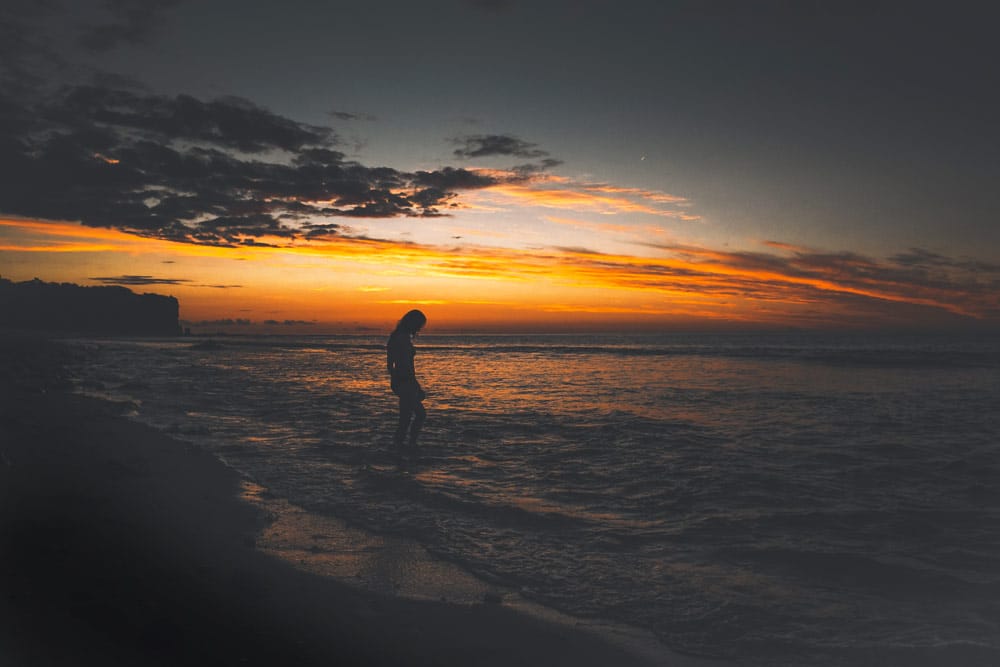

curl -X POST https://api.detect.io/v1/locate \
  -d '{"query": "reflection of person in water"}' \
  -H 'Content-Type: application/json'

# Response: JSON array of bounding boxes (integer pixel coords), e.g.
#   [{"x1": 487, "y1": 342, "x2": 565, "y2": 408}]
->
[{"x1": 387, "y1": 309, "x2": 427, "y2": 449}]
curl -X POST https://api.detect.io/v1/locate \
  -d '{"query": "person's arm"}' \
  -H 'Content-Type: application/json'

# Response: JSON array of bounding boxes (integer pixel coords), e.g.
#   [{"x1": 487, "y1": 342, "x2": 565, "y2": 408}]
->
[
  {"x1": 387, "y1": 335, "x2": 412, "y2": 391},
  {"x1": 387, "y1": 333, "x2": 404, "y2": 373}
]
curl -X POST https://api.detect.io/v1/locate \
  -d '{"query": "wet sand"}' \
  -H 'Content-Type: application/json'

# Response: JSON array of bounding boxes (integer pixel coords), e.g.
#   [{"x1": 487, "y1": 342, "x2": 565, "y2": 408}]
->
[{"x1": 0, "y1": 336, "x2": 721, "y2": 666}]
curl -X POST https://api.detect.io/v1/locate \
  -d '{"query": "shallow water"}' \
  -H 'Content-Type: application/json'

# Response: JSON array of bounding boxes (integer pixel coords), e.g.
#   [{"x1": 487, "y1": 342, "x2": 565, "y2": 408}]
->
[{"x1": 71, "y1": 332, "x2": 1000, "y2": 664}]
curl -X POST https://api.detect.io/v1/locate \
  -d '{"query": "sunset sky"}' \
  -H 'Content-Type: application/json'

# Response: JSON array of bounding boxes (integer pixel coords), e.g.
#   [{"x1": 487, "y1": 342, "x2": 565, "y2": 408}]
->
[{"x1": 2, "y1": 1, "x2": 998, "y2": 332}]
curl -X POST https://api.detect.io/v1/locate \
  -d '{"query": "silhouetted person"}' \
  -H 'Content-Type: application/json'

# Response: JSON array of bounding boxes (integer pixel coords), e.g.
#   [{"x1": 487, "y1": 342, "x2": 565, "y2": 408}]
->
[{"x1": 387, "y1": 309, "x2": 427, "y2": 449}]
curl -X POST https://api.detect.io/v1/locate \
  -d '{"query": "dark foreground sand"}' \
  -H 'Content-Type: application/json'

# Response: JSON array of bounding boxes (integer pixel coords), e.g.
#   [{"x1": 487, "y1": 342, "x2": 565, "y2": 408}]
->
[{"x1": 0, "y1": 337, "x2": 719, "y2": 667}]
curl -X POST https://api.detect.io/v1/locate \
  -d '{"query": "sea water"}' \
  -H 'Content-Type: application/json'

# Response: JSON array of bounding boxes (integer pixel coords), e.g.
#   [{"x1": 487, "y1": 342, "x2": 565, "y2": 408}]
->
[{"x1": 70, "y1": 332, "x2": 1000, "y2": 665}]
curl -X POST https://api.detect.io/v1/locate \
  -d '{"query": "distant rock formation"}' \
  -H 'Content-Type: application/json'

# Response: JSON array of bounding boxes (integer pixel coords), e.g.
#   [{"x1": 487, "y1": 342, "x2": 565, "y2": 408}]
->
[{"x1": 0, "y1": 278, "x2": 181, "y2": 336}]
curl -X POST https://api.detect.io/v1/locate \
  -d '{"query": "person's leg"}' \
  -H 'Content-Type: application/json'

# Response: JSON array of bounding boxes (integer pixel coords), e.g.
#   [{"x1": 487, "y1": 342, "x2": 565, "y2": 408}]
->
[
  {"x1": 408, "y1": 400, "x2": 426, "y2": 446},
  {"x1": 394, "y1": 393, "x2": 413, "y2": 446}
]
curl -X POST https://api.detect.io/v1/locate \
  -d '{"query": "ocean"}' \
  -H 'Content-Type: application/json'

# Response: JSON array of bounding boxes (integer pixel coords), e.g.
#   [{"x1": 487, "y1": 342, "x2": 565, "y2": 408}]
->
[{"x1": 69, "y1": 332, "x2": 1000, "y2": 665}]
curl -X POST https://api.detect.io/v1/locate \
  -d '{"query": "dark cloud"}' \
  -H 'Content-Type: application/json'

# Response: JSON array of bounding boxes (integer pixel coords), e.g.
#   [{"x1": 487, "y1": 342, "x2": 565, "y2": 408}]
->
[
  {"x1": 552, "y1": 246, "x2": 604, "y2": 256},
  {"x1": 889, "y1": 248, "x2": 1000, "y2": 274},
  {"x1": 89, "y1": 275, "x2": 242, "y2": 289},
  {"x1": 513, "y1": 158, "x2": 564, "y2": 175},
  {"x1": 0, "y1": 85, "x2": 529, "y2": 246},
  {"x1": 78, "y1": 0, "x2": 183, "y2": 53},
  {"x1": 54, "y1": 86, "x2": 335, "y2": 153},
  {"x1": 298, "y1": 222, "x2": 343, "y2": 239},
  {"x1": 327, "y1": 109, "x2": 376, "y2": 122},
  {"x1": 263, "y1": 319, "x2": 316, "y2": 326},
  {"x1": 453, "y1": 134, "x2": 551, "y2": 159},
  {"x1": 412, "y1": 166, "x2": 500, "y2": 190},
  {"x1": 0, "y1": 9, "x2": 561, "y2": 247},
  {"x1": 90, "y1": 275, "x2": 190, "y2": 286}
]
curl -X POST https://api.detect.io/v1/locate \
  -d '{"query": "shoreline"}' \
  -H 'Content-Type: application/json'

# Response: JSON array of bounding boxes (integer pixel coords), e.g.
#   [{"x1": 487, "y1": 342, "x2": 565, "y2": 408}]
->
[
  {"x1": 0, "y1": 336, "x2": 722, "y2": 666},
  {"x1": 242, "y1": 481, "x2": 698, "y2": 666}
]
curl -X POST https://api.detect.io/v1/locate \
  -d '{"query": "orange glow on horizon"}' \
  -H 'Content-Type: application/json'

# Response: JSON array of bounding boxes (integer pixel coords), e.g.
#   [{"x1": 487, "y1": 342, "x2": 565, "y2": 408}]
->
[{"x1": 2, "y1": 217, "x2": 994, "y2": 332}]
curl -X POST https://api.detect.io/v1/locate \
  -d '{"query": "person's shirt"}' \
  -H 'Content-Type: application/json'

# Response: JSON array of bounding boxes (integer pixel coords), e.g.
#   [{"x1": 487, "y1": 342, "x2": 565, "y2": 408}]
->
[{"x1": 386, "y1": 330, "x2": 416, "y2": 382}]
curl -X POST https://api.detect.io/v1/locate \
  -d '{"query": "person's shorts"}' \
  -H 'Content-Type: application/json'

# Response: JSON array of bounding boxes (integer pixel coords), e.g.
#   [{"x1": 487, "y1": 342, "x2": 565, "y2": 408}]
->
[{"x1": 392, "y1": 378, "x2": 424, "y2": 400}]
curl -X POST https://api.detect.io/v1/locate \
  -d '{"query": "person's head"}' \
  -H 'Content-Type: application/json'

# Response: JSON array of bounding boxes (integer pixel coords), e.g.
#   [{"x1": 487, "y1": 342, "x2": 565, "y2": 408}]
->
[{"x1": 396, "y1": 309, "x2": 427, "y2": 335}]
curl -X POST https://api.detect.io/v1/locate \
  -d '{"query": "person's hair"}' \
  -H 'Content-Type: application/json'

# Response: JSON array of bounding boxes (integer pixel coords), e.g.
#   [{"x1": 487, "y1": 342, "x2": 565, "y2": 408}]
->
[{"x1": 395, "y1": 309, "x2": 427, "y2": 334}]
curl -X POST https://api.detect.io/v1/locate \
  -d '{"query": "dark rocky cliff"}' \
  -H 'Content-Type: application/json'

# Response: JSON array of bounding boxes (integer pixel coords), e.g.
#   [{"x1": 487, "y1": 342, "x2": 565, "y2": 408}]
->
[{"x1": 0, "y1": 278, "x2": 181, "y2": 336}]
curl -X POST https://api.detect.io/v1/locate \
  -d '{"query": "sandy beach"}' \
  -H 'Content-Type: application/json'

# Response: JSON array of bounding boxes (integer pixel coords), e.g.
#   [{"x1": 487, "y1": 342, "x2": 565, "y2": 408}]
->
[{"x1": 0, "y1": 336, "x2": 719, "y2": 667}]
